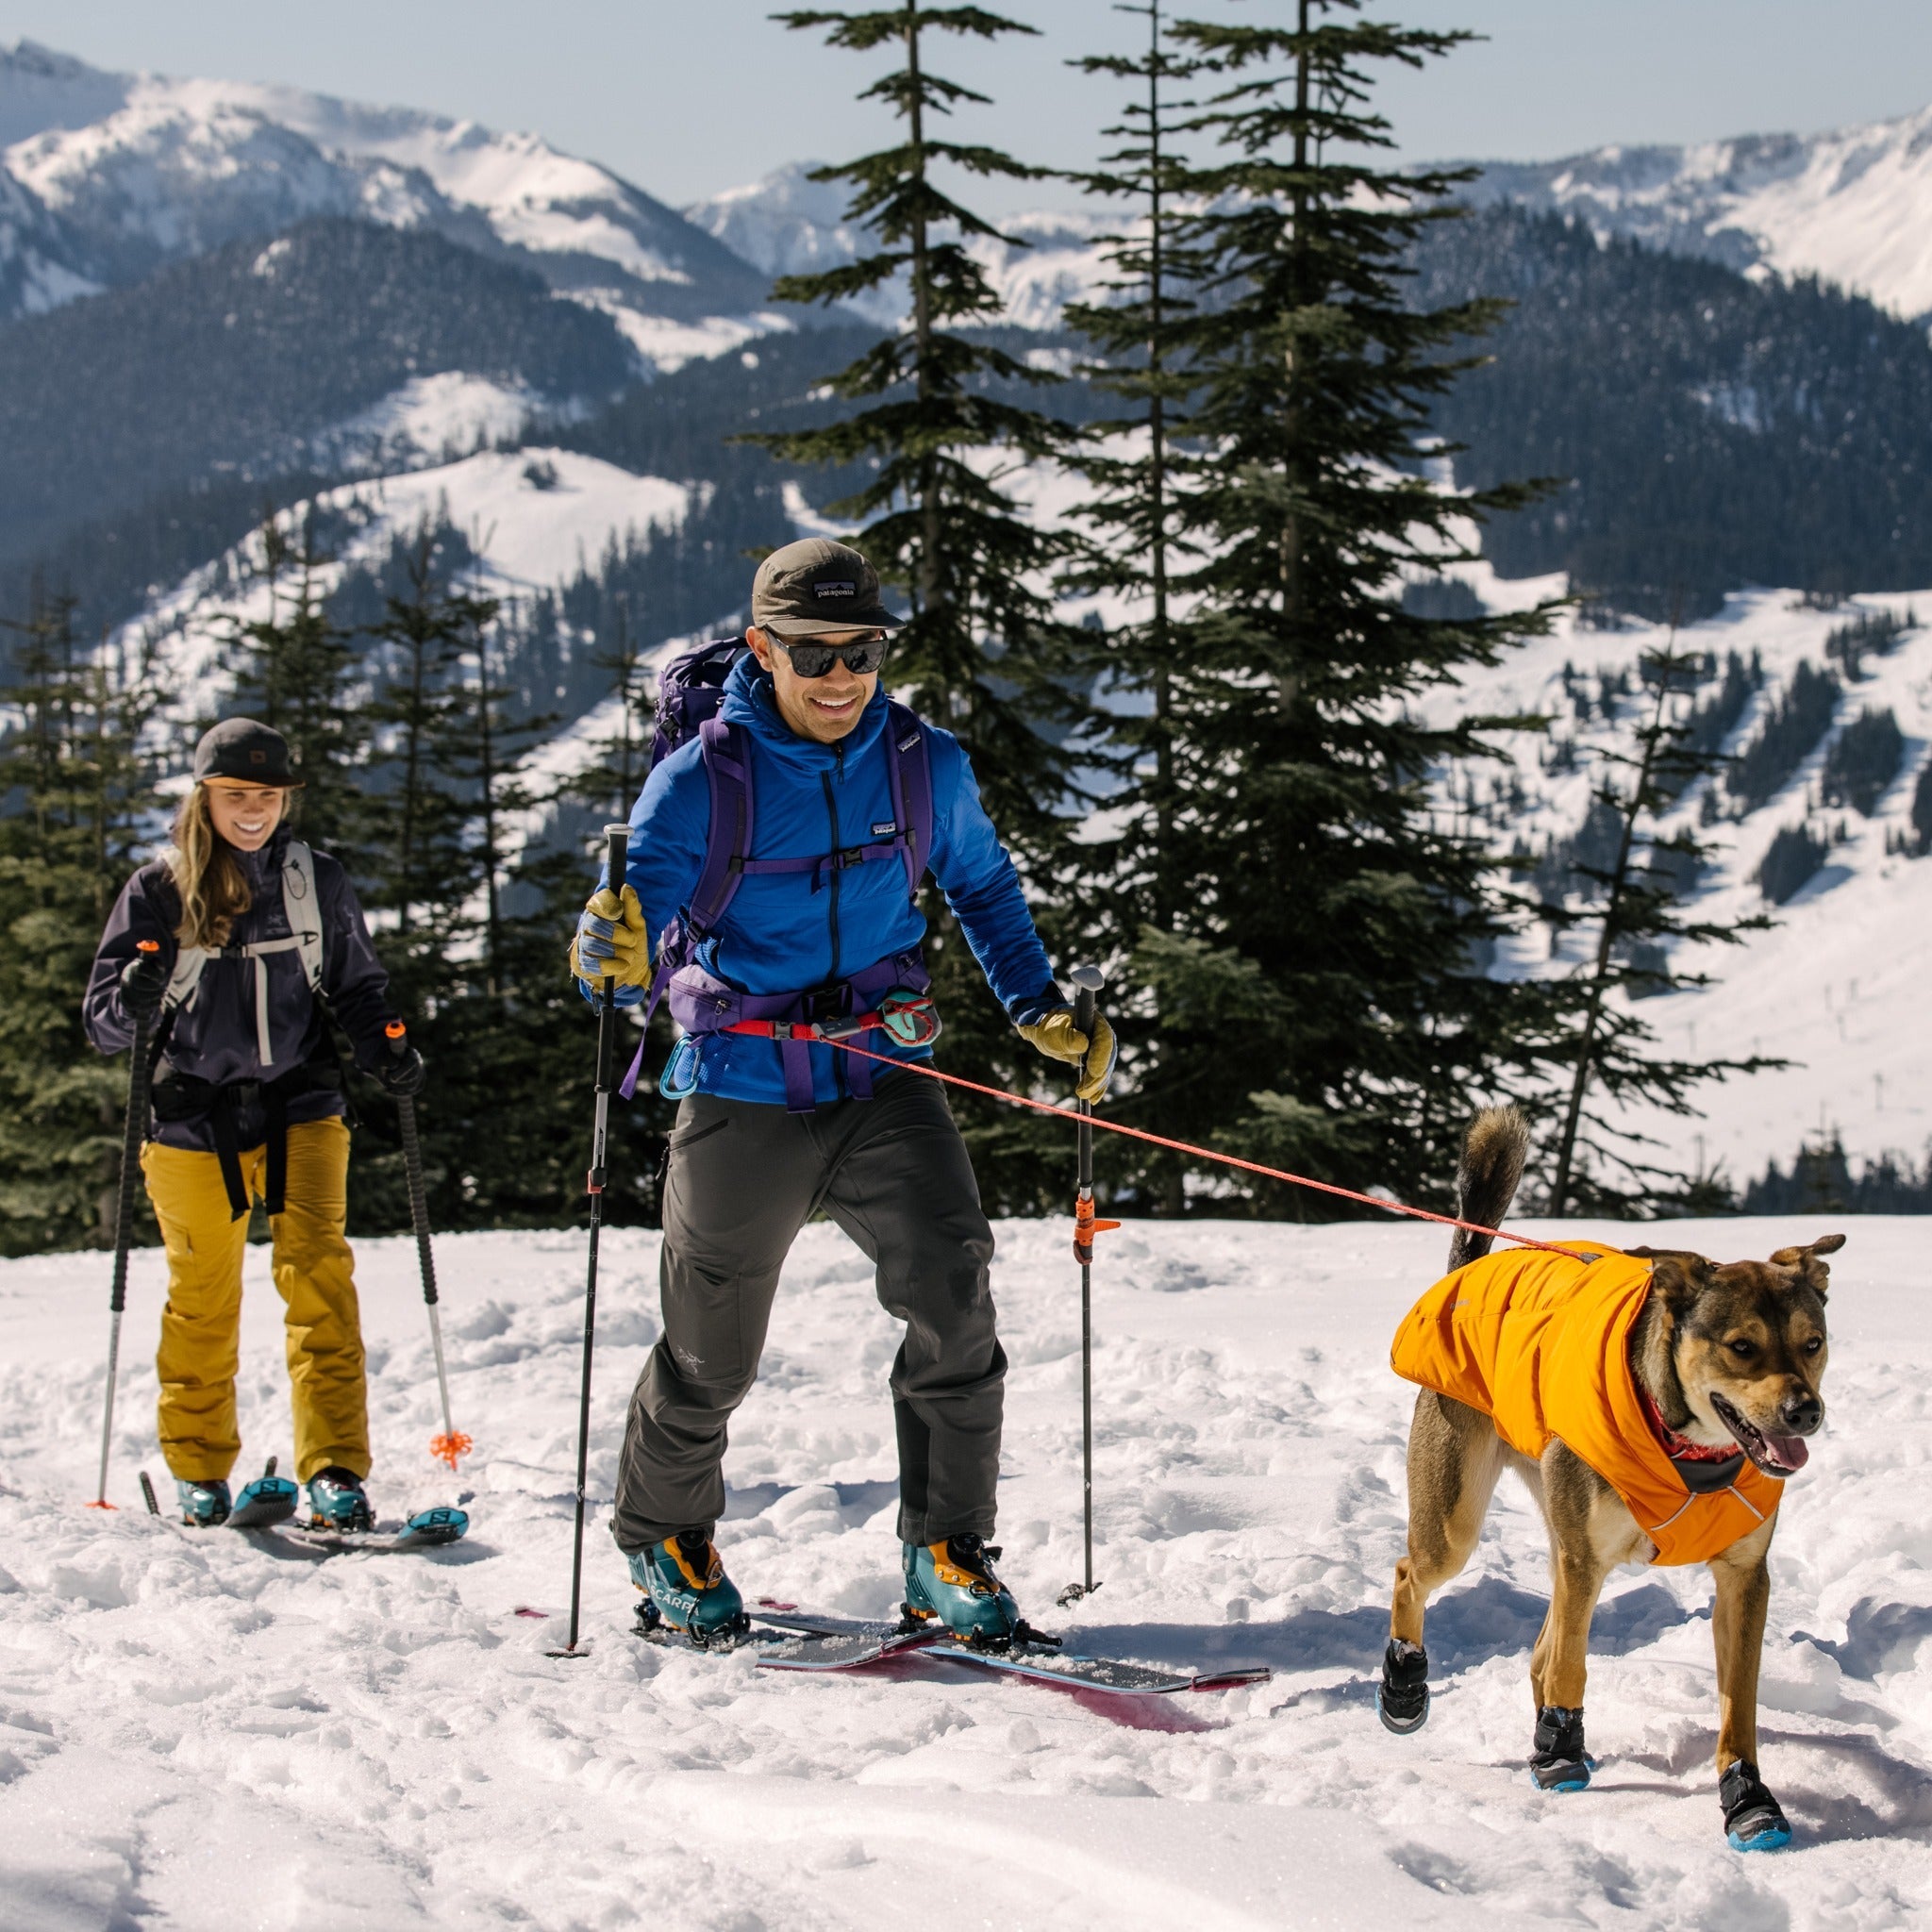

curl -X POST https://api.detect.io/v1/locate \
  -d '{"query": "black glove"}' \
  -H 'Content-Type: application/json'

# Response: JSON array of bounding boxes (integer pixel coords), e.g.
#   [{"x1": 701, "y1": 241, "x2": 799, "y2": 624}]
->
[
  {"x1": 120, "y1": 949, "x2": 170, "y2": 1020},
  {"x1": 375, "y1": 1043, "x2": 426, "y2": 1097}
]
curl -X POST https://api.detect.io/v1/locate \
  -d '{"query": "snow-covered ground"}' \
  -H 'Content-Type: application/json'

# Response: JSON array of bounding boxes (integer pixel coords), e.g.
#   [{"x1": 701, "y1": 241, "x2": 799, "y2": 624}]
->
[{"x1": 2, "y1": 1210, "x2": 1926, "y2": 1928}]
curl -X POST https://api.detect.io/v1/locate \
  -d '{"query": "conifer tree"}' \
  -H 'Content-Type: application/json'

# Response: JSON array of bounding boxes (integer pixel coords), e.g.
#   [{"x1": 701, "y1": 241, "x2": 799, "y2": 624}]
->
[
  {"x1": 0, "y1": 590, "x2": 166, "y2": 1253},
  {"x1": 364, "y1": 524, "x2": 475, "y2": 939},
  {"x1": 754, "y1": 4, "x2": 1098, "y2": 1210},
  {"x1": 1091, "y1": 1, "x2": 1557, "y2": 1210},
  {"x1": 1064, "y1": 3, "x2": 1204, "y2": 935},
  {"x1": 224, "y1": 510, "x2": 370, "y2": 865},
  {"x1": 1061, "y1": 2, "x2": 1209, "y2": 1213},
  {"x1": 1541, "y1": 641, "x2": 1778, "y2": 1213}
]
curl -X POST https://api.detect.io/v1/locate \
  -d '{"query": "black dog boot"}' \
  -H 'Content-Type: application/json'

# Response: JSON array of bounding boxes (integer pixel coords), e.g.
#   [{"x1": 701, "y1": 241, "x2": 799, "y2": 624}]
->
[
  {"x1": 1377, "y1": 1639, "x2": 1429, "y2": 1734},
  {"x1": 1530, "y1": 1705, "x2": 1594, "y2": 1791},
  {"x1": 1721, "y1": 1757, "x2": 1792, "y2": 1851}
]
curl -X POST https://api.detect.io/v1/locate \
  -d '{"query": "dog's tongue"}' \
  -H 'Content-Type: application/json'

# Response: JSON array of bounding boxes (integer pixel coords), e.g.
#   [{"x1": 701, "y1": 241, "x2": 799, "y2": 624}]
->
[{"x1": 1760, "y1": 1433, "x2": 1809, "y2": 1474}]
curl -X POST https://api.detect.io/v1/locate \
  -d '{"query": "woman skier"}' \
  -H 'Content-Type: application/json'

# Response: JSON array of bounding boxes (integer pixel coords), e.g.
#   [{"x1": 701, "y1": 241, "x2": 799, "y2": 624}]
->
[{"x1": 83, "y1": 718, "x2": 424, "y2": 1530}]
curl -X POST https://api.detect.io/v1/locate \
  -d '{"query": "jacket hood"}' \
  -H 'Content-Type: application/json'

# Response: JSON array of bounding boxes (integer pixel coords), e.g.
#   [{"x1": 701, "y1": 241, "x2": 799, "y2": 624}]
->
[{"x1": 720, "y1": 655, "x2": 891, "y2": 773}]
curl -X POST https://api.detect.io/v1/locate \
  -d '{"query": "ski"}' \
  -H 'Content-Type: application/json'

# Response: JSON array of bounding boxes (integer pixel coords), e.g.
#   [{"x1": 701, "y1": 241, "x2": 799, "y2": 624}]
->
[
  {"x1": 136, "y1": 1469, "x2": 466, "y2": 1553},
  {"x1": 139, "y1": 1462, "x2": 298, "y2": 1530},
  {"x1": 629, "y1": 1599, "x2": 900, "y2": 1661},
  {"x1": 749, "y1": 1605, "x2": 1270, "y2": 1696},
  {"x1": 267, "y1": 1507, "x2": 469, "y2": 1555},
  {"x1": 756, "y1": 1627, "x2": 951, "y2": 1672},
  {"x1": 926, "y1": 1648, "x2": 1271, "y2": 1698}
]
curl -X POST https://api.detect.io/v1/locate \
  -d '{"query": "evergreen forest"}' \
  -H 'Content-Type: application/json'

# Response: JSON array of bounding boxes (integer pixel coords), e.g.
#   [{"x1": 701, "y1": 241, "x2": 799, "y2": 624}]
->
[{"x1": 3, "y1": 0, "x2": 1929, "y2": 1257}]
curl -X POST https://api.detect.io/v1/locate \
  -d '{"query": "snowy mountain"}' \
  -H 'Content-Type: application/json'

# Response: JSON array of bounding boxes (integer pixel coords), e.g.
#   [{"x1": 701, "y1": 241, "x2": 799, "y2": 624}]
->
[
  {"x1": 4, "y1": 1209, "x2": 1927, "y2": 1923},
  {"x1": 685, "y1": 160, "x2": 1116, "y2": 331},
  {"x1": 1462, "y1": 108, "x2": 1932, "y2": 325},
  {"x1": 691, "y1": 102, "x2": 1932, "y2": 332},
  {"x1": 0, "y1": 40, "x2": 785, "y2": 362}
]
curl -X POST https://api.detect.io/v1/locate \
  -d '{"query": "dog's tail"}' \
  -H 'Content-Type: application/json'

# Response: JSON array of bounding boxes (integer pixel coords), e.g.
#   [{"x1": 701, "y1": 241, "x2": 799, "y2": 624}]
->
[{"x1": 1447, "y1": 1106, "x2": 1530, "y2": 1273}]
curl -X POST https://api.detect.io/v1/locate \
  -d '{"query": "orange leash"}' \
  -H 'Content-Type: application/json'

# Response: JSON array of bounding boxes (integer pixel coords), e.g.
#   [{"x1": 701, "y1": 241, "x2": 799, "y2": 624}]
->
[{"x1": 818, "y1": 1037, "x2": 1575, "y2": 1257}]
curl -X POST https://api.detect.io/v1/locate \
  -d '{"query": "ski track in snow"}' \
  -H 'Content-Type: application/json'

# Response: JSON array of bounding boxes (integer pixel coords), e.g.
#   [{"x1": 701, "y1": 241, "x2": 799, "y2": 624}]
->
[{"x1": 2, "y1": 1213, "x2": 1928, "y2": 1928}]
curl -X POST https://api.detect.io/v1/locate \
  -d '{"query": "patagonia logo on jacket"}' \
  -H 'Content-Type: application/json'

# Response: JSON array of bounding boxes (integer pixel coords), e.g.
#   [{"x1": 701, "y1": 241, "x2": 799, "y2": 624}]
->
[{"x1": 1389, "y1": 1244, "x2": 1783, "y2": 1566}]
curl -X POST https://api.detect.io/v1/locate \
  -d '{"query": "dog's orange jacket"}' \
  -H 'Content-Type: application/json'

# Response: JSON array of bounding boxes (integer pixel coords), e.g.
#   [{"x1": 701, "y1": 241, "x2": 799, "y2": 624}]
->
[{"x1": 1389, "y1": 1243, "x2": 1782, "y2": 1566}]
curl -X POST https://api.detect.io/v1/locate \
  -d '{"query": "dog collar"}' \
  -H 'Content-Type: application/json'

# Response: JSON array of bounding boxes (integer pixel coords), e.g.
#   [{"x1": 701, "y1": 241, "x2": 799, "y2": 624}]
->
[{"x1": 1639, "y1": 1387, "x2": 1747, "y2": 1464}]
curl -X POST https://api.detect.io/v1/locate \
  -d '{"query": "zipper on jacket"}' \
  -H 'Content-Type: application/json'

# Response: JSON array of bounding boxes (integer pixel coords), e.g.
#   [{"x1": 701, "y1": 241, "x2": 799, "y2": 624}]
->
[
  {"x1": 825, "y1": 742, "x2": 846, "y2": 1100},
  {"x1": 821, "y1": 765, "x2": 842, "y2": 982}
]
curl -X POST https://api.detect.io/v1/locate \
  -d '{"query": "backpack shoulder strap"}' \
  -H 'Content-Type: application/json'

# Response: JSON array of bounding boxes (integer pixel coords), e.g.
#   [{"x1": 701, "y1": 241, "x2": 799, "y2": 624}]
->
[
  {"x1": 280, "y1": 841, "x2": 325, "y2": 991},
  {"x1": 164, "y1": 946, "x2": 210, "y2": 1013},
  {"x1": 689, "y1": 715, "x2": 754, "y2": 937},
  {"x1": 884, "y1": 700, "x2": 934, "y2": 900}
]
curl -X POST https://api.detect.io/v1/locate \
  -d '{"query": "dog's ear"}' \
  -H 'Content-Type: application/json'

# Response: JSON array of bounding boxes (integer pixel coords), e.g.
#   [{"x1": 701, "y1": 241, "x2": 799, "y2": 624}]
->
[
  {"x1": 1770, "y1": 1232, "x2": 1844, "y2": 1295},
  {"x1": 1640, "y1": 1250, "x2": 1715, "y2": 1307}
]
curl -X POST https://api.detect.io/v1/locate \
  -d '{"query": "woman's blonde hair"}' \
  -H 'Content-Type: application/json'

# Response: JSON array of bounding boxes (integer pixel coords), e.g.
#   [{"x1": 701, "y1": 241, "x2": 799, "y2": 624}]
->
[{"x1": 166, "y1": 784, "x2": 255, "y2": 949}]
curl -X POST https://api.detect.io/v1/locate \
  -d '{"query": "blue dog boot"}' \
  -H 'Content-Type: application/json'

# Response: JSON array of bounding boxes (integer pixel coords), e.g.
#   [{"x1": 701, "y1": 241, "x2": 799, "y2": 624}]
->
[
  {"x1": 1722, "y1": 1757, "x2": 1792, "y2": 1851},
  {"x1": 629, "y1": 1531, "x2": 747, "y2": 1646},
  {"x1": 902, "y1": 1534, "x2": 1021, "y2": 1647},
  {"x1": 175, "y1": 1476, "x2": 232, "y2": 1526},
  {"x1": 1530, "y1": 1705, "x2": 1595, "y2": 1791},
  {"x1": 307, "y1": 1466, "x2": 375, "y2": 1533}
]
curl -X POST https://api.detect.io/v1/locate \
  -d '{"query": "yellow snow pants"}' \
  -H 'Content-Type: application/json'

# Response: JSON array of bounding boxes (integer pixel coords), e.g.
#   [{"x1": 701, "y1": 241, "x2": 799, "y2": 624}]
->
[{"x1": 141, "y1": 1117, "x2": 370, "y2": 1485}]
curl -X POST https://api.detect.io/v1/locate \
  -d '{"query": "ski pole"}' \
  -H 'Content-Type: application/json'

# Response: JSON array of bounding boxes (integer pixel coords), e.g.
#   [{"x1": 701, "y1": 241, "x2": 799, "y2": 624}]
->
[
  {"x1": 554, "y1": 823, "x2": 630, "y2": 1658},
  {"x1": 91, "y1": 939, "x2": 160, "y2": 1510},
  {"x1": 385, "y1": 1021, "x2": 469, "y2": 1474},
  {"x1": 1060, "y1": 963, "x2": 1117, "y2": 1605}
]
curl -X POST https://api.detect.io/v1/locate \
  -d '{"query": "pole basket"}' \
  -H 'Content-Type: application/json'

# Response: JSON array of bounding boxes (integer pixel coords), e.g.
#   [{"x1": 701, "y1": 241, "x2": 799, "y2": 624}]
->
[{"x1": 430, "y1": 1430, "x2": 473, "y2": 1474}]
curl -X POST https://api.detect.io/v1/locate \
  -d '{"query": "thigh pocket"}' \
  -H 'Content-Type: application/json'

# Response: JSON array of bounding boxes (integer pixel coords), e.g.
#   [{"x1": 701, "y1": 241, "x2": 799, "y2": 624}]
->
[{"x1": 661, "y1": 1258, "x2": 750, "y2": 1385}]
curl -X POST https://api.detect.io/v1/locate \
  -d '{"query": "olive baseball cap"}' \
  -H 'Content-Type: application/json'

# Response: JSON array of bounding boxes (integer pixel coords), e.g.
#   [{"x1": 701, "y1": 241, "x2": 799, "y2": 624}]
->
[
  {"x1": 751, "y1": 538, "x2": 903, "y2": 637},
  {"x1": 192, "y1": 717, "x2": 300, "y2": 787}
]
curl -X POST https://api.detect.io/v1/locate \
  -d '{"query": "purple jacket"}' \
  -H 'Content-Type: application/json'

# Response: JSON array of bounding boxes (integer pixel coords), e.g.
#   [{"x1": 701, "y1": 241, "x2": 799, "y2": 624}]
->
[{"x1": 84, "y1": 829, "x2": 392, "y2": 1152}]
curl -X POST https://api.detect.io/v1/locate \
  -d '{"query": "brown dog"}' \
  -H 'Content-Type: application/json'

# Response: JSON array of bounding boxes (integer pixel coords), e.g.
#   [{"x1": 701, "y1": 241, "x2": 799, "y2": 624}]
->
[{"x1": 1377, "y1": 1106, "x2": 1837, "y2": 1851}]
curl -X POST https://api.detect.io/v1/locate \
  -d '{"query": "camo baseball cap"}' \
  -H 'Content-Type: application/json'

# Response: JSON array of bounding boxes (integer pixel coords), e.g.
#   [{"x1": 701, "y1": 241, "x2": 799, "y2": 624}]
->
[{"x1": 751, "y1": 538, "x2": 903, "y2": 637}]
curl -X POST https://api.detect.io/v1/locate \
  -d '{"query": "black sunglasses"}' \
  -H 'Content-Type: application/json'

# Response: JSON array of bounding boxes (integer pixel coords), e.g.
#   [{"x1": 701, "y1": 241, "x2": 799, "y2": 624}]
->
[{"x1": 765, "y1": 629, "x2": 890, "y2": 678}]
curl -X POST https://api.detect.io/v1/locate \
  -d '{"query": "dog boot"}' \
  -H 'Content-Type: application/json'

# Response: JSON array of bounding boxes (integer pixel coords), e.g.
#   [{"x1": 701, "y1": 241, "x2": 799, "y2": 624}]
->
[
  {"x1": 902, "y1": 1535, "x2": 1021, "y2": 1647},
  {"x1": 1721, "y1": 1757, "x2": 1792, "y2": 1851},
  {"x1": 1377, "y1": 1639, "x2": 1430, "y2": 1733},
  {"x1": 1530, "y1": 1705, "x2": 1595, "y2": 1791},
  {"x1": 629, "y1": 1531, "x2": 749, "y2": 1647}
]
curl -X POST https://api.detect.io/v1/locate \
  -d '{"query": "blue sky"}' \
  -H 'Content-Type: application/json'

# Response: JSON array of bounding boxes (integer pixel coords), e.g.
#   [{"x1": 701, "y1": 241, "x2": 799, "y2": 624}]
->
[{"x1": 6, "y1": 1, "x2": 1932, "y2": 213}]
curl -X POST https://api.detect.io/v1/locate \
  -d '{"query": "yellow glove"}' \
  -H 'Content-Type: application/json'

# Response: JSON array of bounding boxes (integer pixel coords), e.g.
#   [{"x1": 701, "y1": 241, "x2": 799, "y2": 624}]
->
[
  {"x1": 570, "y1": 885, "x2": 650, "y2": 988},
  {"x1": 1018, "y1": 1006, "x2": 1117, "y2": 1104}
]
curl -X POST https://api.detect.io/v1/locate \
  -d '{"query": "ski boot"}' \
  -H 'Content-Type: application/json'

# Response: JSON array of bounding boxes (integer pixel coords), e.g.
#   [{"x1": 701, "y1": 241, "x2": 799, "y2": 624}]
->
[
  {"x1": 307, "y1": 1467, "x2": 375, "y2": 1534},
  {"x1": 1721, "y1": 1758, "x2": 1792, "y2": 1852},
  {"x1": 1377, "y1": 1639, "x2": 1430, "y2": 1734},
  {"x1": 628, "y1": 1531, "x2": 748, "y2": 1647},
  {"x1": 1529, "y1": 1705, "x2": 1596, "y2": 1792},
  {"x1": 902, "y1": 1534, "x2": 1021, "y2": 1648},
  {"x1": 175, "y1": 1476, "x2": 232, "y2": 1526}
]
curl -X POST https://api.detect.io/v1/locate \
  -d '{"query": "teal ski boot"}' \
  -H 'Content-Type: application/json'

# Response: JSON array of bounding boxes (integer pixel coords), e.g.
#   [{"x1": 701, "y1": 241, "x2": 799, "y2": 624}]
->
[
  {"x1": 629, "y1": 1531, "x2": 748, "y2": 1647},
  {"x1": 307, "y1": 1467, "x2": 375, "y2": 1533},
  {"x1": 902, "y1": 1534, "x2": 1021, "y2": 1648},
  {"x1": 175, "y1": 1476, "x2": 232, "y2": 1526}
]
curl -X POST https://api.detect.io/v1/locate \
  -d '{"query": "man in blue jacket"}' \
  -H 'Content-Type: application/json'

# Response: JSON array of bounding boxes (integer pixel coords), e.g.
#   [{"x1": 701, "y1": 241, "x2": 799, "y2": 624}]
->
[{"x1": 572, "y1": 538, "x2": 1113, "y2": 1645}]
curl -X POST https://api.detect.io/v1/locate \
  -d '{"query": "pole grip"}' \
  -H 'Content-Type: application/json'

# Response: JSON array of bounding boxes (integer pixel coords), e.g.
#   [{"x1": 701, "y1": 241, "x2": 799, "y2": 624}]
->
[
  {"x1": 1070, "y1": 961, "x2": 1104, "y2": 1040},
  {"x1": 604, "y1": 823, "x2": 630, "y2": 900}
]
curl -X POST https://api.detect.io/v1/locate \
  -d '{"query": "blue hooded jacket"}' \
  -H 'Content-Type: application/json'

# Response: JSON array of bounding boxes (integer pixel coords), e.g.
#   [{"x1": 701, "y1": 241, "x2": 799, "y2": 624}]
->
[{"x1": 612, "y1": 657, "x2": 1058, "y2": 1108}]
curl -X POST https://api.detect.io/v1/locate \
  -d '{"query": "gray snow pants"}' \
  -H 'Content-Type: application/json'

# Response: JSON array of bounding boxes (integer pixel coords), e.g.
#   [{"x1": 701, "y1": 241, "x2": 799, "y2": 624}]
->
[{"x1": 610, "y1": 1069, "x2": 1005, "y2": 1553}]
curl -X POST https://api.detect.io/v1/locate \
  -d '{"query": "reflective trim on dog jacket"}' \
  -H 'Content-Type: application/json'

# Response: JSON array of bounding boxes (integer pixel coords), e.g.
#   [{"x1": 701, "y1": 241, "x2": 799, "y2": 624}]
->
[{"x1": 1390, "y1": 1244, "x2": 1783, "y2": 1566}]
